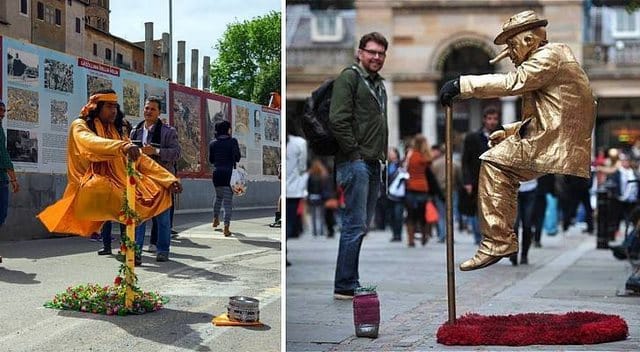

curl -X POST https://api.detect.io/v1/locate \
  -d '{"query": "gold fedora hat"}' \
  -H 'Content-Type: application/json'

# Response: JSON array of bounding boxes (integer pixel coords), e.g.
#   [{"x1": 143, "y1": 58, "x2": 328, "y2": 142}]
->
[{"x1": 494, "y1": 10, "x2": 548, "y2": 45}]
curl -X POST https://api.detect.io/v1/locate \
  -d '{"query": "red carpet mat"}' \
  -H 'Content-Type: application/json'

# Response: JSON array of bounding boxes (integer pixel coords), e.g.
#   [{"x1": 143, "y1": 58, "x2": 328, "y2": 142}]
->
[{"x1": 437, "y1": 312, "x2": 628, "y2": 346}]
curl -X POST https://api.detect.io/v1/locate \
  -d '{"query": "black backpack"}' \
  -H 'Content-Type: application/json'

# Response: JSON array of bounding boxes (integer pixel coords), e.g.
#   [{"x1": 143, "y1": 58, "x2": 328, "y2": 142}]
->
[{"x1": 302, "y1": 67, "x2": 358, "y2": 156}]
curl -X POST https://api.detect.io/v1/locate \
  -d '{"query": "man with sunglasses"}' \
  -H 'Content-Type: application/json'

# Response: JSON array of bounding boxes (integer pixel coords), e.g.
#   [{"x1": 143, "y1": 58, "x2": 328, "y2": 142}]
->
[{"x1": 329, "y1": 32, "x2": 389, "y2": 299}]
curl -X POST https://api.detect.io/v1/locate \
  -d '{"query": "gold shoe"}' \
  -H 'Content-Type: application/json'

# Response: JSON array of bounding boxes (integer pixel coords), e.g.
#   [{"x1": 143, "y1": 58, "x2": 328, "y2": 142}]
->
[
  {"x1": 212, "y1": 217, "x2": 220, "y2": 228},
  {"x1": 460, "y1": 250, "x2": 516, "y2": 271}
]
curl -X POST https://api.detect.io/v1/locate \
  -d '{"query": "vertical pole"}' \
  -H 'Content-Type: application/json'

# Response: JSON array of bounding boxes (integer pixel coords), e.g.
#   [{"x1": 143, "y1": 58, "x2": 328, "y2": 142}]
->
[
  {"x1": 125, "y1": 162, "x2": 136, "y2": 309},
  {"x1": 445, "y1": 106, "x2": 457, "y2": 324},
  {"x1": 169, "y1": 0, "x2": 173, "y2": 81}
]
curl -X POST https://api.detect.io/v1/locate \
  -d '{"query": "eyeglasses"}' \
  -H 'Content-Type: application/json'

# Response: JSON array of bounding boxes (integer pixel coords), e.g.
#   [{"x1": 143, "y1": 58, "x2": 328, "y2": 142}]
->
[{"x1": 361, "y1": 48, "x2": 386, "y2": 58}]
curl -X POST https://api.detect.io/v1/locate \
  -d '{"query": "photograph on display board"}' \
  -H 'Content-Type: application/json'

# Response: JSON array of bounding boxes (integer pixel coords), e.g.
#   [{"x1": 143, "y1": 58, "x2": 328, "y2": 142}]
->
[
  {"x1": 144, "y1": 85, "x2": 167, "y2": 114},
  {"x1": 239, "y1": 143, "x2": 247, "y2": 158},
  {"x1": 206, "y1": 97, "x2": 230, "y2": 142},
  {"x1": 254, "y1": 132, "x2": 261, "y2": 145},
  {"x1": 234, "y1": 104, "x2": 250, "y2": 135},
  {"x1": 172, "y1": 90, "x2": 201, "y2": 173},
  {"x1": 123, "y1": 79, "x2": 140, "y2": 118},
  {"x1": 50, "y1": 100, "x2": 70, "y2": 128},
  {"x1": 87, "y1": 74, "x2": 113, "y2": 98},
  {"x1": 44, "y1": 58, "x2": 74, "y2": 93},
  {"x1": 253, "y1": 109, "x2": 261, "y2": 130},
  {"x1": 7, "y1": 87, "x2": 39, "y2": 123},
  {"x1": 262, "y1": 145, "x2": 280, "y2": 176},
  {"x1": 264, "y1": 114, "x2": 279, "y2": 142},
  {"x1": 7, "y1": 129, "x2": 38, "y2": 163},
  {"x1": 7, "y1": 48, "x2": 39, "y2": 87}
]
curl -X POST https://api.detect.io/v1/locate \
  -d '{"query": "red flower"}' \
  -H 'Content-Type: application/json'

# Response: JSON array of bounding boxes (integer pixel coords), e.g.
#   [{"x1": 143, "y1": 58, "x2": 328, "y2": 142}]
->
[
  {"x1": 126, "y1": 219, "x2": 133, "y2": 226},
  {"x1": 114, "y1": 276, "x2": 122, "y2": 285},
  {"x1": 118, "y1": 211, "x2": 125, "y2": 216},
  {"x1": 120, "y1": 244, "x2": 127, "y2": 252},
  {"x1": 129, "y1": 176, "x2": 136, "y2": 185}
]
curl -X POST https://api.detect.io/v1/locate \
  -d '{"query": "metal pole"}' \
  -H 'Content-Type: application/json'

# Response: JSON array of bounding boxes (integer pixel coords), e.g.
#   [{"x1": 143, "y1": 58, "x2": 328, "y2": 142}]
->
[
  {"x1": 169, "y1": 0, "x2": 173, "y2": 81},
  {"x1": 445, "y1": 105, "x2": 457, "y2": 324}
]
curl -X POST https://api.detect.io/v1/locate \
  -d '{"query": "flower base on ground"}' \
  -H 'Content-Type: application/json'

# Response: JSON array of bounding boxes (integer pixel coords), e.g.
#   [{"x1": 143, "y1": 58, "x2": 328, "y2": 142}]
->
[{"x1": 44, "y1": 283, "x2": 167, "y2": 316}]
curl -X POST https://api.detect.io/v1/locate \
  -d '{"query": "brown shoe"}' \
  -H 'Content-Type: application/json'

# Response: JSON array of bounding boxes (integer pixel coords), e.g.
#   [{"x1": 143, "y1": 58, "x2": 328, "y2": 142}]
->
[
  {"x1": 223, "y1": 224, "x2": 231, "y2": 237},
  {"x1": 212, "y1": 217, "x2": 220, "y2": 228}
]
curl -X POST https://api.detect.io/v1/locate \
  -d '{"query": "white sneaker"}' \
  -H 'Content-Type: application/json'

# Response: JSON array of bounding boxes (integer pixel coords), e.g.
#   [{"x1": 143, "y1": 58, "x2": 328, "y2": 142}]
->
[{"x1": 145, "y1": 244, "x2": 157, "y2": 253}]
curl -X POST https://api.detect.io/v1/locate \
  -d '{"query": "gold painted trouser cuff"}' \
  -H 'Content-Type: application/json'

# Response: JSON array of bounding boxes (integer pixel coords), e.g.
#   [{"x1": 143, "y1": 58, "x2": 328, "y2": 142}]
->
[{"x1": 461, "y1": 161, "x2": 542, "y2": 271}]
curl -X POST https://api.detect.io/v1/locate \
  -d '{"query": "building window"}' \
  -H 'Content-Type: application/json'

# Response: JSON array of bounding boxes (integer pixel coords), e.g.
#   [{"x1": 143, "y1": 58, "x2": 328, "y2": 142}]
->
[
  {"x1": 310, "y1": 12, "x2": 344, "y2": 42},
  {"x1": 20, "y1": 0, "x2": 28, "y2": 15},
  {"x1": 37, "y1": 2, "x2": 44, "y2": 20},
  {"x1": 45, "y1": 6, "x2": 53, "y2": 24},
  {"x1": 55, "y1": 9, "x2": 61, "y2": 26},
  {"x1": 93, "y1": 43, "x2": 97, "y2": 56},
  {"x1": 116, "y1": 53, "x2": 123, "y2": 64},
  {"x1": 76, "y1": 17, "x2": 81, "y2": 33},
  {"x1": 105, "y1": 48, "x2": 112, "y2": 61},
  {"x1": 613, "y1": 8, "x2": 640, "y2": 38}
]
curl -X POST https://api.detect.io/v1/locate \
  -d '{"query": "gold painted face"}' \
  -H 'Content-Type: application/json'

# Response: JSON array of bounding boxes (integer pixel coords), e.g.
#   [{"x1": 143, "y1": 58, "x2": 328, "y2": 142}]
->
[{"x1": 506, "y1": 32, "x2": 532, "y2": 67}]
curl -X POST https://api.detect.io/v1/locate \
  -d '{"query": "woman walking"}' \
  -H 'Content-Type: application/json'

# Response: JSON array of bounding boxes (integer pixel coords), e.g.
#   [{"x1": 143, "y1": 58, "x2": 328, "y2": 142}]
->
[
  {"x1": 209, "y1": 120, "x2": 241, "y2": 236},
  {"x1": 404, "y1": 135, "x2": 433, "y2": 247}
]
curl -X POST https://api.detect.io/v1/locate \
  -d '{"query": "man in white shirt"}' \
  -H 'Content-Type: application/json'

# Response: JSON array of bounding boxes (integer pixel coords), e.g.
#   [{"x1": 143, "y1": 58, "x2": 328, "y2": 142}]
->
[{"x1": 609, "y1": 153, "x2": 639, "y2": 233}]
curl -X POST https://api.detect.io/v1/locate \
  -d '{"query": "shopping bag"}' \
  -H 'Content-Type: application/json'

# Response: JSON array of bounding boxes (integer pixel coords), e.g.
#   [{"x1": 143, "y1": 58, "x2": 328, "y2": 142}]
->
[
  {"x1": 424, "y1": 199, "x2": 439, "y2": 224},
  {"x1": 230, "y1": 166, "x2": 248, "y2": 196},
  {"x1": 543, "y1": 193, "x2": 558, "y2": 236}
]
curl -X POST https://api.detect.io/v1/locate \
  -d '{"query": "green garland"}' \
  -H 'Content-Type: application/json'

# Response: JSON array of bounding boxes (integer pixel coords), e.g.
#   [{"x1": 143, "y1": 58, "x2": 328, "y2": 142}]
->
[{"x1": 44, "y1": 160, "x2": 167, "y2": 315}]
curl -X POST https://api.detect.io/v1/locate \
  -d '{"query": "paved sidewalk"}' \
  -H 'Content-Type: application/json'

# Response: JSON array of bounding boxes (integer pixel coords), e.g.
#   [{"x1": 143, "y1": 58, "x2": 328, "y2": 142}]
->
[
  {"x1": 286, "y1": 227, "x2": 640, "y2": 351},
  {"x1": 0, "y1": 209, "x2": 281, "y2": 352}
]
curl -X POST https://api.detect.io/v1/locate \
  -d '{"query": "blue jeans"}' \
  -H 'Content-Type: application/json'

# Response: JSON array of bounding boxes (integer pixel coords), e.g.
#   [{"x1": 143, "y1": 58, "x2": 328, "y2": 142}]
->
[
  {"x1": 101, "y1": 221, "x2": 125, "y2": 249},
  {"x1": 436, "y1": 197, "x2": 446, "y2": 241},
  {"x1": 468, "y1": 215, "x2": 482, "y2": 245},
  {"x1": 388, "y1": 199, "x2": 404, "y2": 240},
  {"x1": 135, "y1": 208, "x2": 171, "y2": 255},
  {"x1": 0, "y1": 180, "x2": 8, "y2": 226},
  {"x1": 334, "y1": 160, "x2": 380, "y2": 292}
]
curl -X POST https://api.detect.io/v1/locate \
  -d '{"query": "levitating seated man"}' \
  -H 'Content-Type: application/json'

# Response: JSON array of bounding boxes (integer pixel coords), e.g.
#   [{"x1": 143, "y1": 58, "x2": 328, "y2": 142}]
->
[
  {"x1": 38, "y1": 90, "x2": 182, "y2": 265},
  {"x1": 439, "y1": 10, "x2": 596, "y2": 271}
]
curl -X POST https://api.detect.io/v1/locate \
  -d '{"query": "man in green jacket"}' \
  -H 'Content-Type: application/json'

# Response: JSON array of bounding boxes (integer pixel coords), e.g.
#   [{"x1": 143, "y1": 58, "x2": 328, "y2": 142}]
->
[{"x1": 329, "y1": 32, "x2": 389, "y2": 299}]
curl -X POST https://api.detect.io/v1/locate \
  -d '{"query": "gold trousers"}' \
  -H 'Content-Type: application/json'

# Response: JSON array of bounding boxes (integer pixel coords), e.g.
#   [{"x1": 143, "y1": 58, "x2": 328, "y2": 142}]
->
[{"x1": 476, "y1": 161, "x2": 542, "y2": 256}]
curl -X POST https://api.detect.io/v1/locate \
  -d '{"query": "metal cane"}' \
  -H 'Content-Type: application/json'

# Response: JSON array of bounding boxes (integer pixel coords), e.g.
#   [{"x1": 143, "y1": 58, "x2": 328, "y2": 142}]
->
[{"x1": 445, "y1": 105, "x2": 456, "y2": 324}]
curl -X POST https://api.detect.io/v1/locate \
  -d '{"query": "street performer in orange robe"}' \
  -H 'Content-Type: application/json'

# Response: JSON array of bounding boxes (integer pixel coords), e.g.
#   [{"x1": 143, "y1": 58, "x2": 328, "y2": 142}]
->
[
  {"x1": 439, "y1": 11, "x2": 596, "y2": 271},
  {"x1": 38, "y1": 89, "x2": 182, "y2": 237}
]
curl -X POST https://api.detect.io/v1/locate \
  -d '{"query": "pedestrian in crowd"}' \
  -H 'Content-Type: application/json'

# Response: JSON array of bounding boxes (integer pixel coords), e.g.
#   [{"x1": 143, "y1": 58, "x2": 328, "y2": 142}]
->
[
  {"x1": 510, "y1": 179, "x2": 537, "y2": 265},
  {"x1": 286, "y1": 116, "x2": 308, "y2": 267},
  {"x1": 269, "y1": 164, "x2": 282, "y2": 228},
  {"x1": 386, "y1": 147, "x2": 405, "y2": 242},
  {"x1": 562, "y1": 175, "x2": 594, "y2": 234},
  {"x1": 0, "y1": 100, "x2": 20, "y2": 264},
  {"x1": 531, "y1": 173, "x2": 556, "y2": 247},
  {"x1": 307, "y1": 159, "x2": 331, "y2": 237},
  {"x1": 404, "y1": 134, "x2": 434, "y2": 247},
  {"x1": 208, "y1": 120, "x2": 241, "y2": 237},
  {"x1": 440, "y1": 10, "x2": 596, "y2": 270},
  {"x1": 38, "y1": 89, "x2": 182, "y2": 266},
  {"x1": 98, "y1": 105, "x2": 128, "y2": 255},
  {"x1": 430, "y1": 144, "x2": 457, "y2": 243},
  {"x1": 329, "y1": 32, "x2": 389, "y2": 299},
  {"x1": 459, "y1": 106, "x2": 500, "y2": 245},
  {"x1": 323, "y1": 163, "x2": 339, "y2": 239},
  {"x1": 130, "y1": 97, "x2": 181, "y2": 261},
  {"x1": 608, "y1": 153, "x2": 639, "y2": 235}
]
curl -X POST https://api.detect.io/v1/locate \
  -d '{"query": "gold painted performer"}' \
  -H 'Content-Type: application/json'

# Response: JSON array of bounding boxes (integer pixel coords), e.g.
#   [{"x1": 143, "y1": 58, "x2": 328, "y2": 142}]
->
[
  {"x1": 439, "y1": 10, "x2": 595, "y2": 271},
  {"x1": 38, "y1": 89, "x2": 182, "y2": 236}
]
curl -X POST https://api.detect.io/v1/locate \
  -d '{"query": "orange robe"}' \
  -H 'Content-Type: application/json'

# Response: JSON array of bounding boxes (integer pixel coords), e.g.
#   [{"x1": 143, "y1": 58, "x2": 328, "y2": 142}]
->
[{"x1": 37, "y1": 118, "x2": 178, "y2": 236}]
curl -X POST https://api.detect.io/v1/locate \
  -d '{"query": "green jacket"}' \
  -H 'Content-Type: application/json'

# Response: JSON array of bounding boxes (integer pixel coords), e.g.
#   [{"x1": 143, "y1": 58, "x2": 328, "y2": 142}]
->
[{"x1": 329, "y1": 63, "x2": 388, "y2": 165}]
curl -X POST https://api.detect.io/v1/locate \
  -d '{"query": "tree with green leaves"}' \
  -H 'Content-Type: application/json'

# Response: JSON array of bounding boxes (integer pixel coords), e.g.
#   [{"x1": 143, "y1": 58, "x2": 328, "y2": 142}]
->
[{"x1": 210, "y1": 11, "x2": 281, "y2": 105}]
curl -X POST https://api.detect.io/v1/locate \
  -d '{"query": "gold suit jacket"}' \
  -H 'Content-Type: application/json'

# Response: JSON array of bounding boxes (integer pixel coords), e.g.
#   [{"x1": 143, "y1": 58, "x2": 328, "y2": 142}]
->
[{"x1": 460, "y1": 43, "x2": 596, "y2": 178}]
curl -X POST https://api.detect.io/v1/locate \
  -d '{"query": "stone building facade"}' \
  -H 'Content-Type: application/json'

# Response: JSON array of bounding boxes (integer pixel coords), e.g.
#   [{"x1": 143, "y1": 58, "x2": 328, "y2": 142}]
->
[{"x1": 287, "y1": 0, "x2": 640, "y2": 152}]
